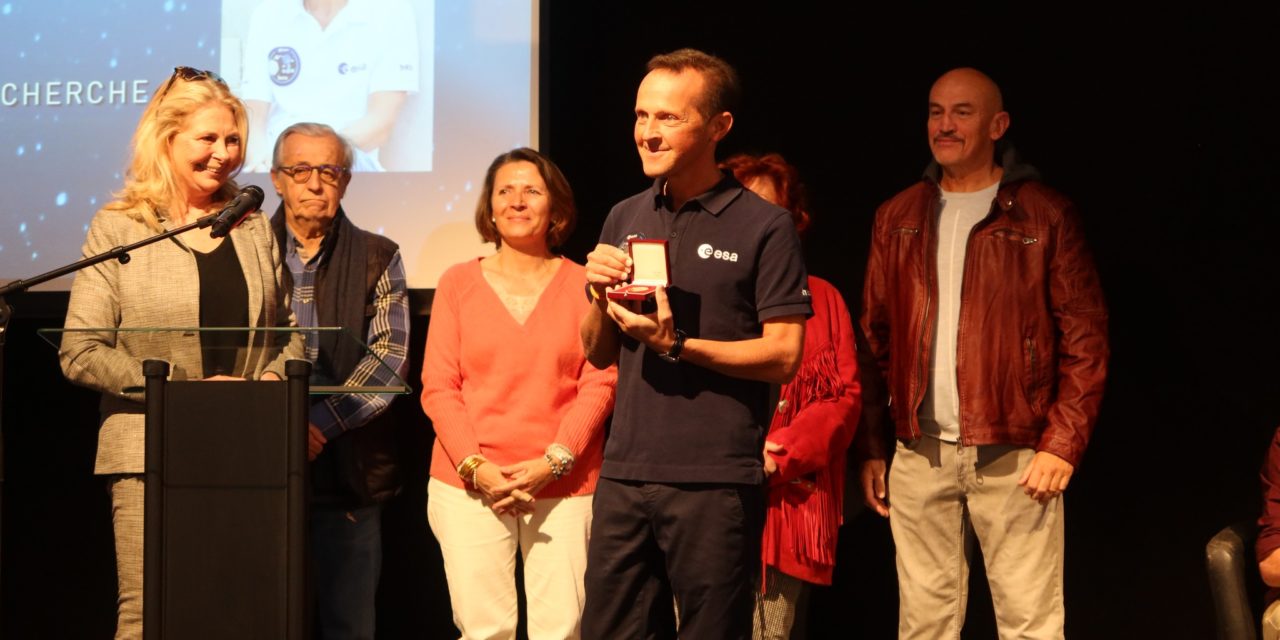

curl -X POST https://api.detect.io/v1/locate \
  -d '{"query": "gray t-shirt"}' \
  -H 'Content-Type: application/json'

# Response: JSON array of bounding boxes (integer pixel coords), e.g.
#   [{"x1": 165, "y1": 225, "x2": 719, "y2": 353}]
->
[{"x1": 920, "y1": 182, "x2": 1000, "y2": 442}]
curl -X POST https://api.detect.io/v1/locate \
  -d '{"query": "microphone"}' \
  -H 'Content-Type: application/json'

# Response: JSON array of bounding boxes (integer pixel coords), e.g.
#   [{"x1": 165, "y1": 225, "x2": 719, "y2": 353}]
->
[{"x1": 208, "y1": 185, "x2": 265, "y2": 238}]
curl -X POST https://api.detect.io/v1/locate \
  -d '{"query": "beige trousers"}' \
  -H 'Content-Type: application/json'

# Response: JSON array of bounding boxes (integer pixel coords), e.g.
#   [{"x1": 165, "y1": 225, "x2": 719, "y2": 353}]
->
[
  {"x1": 1264, "y1": 598, "x2": 1280, "y2": 640},
  {"x1": 427, "y1": 478, "x2": 593, "y2": 640},
  {"x1": 108, "y1": 475, "x2": 144, "y2": 640},
  {"x1": 889, "y1": 438, "x2": 1065, "y2": 640}
]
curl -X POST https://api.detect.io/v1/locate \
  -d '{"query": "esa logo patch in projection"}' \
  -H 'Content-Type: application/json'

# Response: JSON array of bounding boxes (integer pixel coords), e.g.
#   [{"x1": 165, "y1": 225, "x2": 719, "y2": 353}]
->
[{"x1": 269, "y1": 47, "x2": 301, "y2": 86}]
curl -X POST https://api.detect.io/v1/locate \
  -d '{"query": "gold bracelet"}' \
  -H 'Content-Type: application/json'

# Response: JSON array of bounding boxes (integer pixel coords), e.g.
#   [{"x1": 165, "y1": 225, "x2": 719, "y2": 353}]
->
[{"x1": 456, "y1": 454, "x2": 487, "y2": 488}]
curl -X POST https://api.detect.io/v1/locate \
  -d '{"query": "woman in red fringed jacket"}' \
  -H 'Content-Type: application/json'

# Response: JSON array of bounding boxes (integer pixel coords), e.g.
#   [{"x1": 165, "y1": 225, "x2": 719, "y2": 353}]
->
[{"x1": 721, "y1": 153, "x2": 863, "y2": 639}]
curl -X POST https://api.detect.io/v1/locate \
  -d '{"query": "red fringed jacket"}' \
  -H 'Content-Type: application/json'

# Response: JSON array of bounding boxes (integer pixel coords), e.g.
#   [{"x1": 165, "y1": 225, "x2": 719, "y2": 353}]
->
[{"x1": 762, "y1": 276, "x2": 862, "y2": 586}]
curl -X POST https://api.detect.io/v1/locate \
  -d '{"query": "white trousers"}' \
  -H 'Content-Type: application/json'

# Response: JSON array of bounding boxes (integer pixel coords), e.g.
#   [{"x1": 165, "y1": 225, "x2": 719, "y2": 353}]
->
[
  {"x1": 427, "y1": 478, "x2": 593, "y2": 640},
  {"x1": 889, "y1": 438, "x2": 1065, "y2": 640}
]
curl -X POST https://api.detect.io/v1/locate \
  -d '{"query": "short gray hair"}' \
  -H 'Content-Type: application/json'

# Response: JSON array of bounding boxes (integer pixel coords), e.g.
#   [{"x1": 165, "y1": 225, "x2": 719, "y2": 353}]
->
[{"x1": 271, "y1": 122, "x2": 354, "y2": 170}]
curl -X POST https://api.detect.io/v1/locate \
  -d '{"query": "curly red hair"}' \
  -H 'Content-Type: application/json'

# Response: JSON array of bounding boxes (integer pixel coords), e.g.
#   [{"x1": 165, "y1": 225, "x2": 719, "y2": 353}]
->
[{"x1": 720, "y1": 153, "x2": 811, "y2": 234}]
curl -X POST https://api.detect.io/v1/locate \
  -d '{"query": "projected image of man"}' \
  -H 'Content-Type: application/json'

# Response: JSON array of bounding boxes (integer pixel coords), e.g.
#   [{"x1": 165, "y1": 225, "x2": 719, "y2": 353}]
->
[{"x1": 240, "y1": 0, "x2": 420, "y2": 172}]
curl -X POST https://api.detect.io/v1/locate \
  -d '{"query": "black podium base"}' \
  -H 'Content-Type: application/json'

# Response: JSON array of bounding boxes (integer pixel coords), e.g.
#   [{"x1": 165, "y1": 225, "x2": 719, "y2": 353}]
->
[{"x1": 143, "y1": 360, "x2": 310, "y2": 640}]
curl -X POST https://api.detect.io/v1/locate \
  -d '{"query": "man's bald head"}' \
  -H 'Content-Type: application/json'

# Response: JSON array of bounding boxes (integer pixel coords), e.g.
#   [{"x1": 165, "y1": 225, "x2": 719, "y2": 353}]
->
[
  {"x1": 927, "y1": 67, "x2": 1010, "y2": 187},
  {"x1": 932, "y1": 67, "x2": 1004, "y2": 113}
]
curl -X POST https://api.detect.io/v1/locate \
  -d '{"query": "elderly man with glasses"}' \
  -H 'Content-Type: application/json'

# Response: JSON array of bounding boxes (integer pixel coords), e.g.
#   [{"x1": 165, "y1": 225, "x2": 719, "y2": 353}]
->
[{"x1": 269, "y1": 121, "x2": 410, "y2": 640}]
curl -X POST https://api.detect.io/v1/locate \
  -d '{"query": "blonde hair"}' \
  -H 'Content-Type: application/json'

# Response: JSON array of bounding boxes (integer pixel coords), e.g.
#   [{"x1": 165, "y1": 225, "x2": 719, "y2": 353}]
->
[{"x1": 104, "y1": 72, "x2": 248, "y2": 231}]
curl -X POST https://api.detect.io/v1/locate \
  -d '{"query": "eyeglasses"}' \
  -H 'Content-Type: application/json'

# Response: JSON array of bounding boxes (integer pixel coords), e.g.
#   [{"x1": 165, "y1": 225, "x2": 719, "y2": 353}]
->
[
  {"x1": 157, "y1": 66, "x2": 227, "y2": 100},
  {"x1": 276, "y1": 164, "x2": 350, "y2": 186}
]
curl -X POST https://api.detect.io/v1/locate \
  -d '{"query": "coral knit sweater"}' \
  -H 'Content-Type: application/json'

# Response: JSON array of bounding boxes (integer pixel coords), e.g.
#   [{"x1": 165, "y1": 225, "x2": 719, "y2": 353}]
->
[{"x1": 422, "y1": 258, "x2": 616, "y2": 498}]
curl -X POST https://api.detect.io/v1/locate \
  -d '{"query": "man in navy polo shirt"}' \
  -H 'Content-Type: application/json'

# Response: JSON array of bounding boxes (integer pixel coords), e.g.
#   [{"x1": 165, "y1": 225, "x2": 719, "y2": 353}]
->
[{"x1": 580, "y1": 48, "x2": 812, "y2": 639}]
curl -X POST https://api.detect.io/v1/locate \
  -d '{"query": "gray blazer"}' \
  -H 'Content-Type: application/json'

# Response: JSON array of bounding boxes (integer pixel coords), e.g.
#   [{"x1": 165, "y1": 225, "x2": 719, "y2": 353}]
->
[{"x1": 60, "y1": 207, "x2": 304, "y2": 474}]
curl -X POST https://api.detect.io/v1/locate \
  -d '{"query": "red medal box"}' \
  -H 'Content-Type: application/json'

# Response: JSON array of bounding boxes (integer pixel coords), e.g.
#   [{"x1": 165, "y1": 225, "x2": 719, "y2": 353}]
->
[{"x1": 607, "y1": 239, "x2": 670, "y2": 301}]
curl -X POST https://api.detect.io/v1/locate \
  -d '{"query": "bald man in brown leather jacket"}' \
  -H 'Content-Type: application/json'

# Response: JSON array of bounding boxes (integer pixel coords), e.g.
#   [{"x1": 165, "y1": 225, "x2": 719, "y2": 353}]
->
[{"x1": 856, "y1": 68, "x2": 1109, "y2": 639}]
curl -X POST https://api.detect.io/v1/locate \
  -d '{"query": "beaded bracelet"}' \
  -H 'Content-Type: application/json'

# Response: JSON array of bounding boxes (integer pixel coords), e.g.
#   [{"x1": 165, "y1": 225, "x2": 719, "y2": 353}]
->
[
  {"x1": 544, "y1": 443, "x2": 575, "y2": 480},
  {"x1": 544, "y1": 453, "x2": 564, "y2": 479}
]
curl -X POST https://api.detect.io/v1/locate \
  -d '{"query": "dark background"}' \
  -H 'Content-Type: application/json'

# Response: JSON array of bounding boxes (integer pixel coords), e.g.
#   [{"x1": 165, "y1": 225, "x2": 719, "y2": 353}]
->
[{"x1": 4, "y1": 3, "x2": 1279, "y2": 638}]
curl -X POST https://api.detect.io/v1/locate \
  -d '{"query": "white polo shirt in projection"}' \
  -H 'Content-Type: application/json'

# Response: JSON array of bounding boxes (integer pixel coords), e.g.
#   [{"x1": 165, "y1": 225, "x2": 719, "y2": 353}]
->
[{"x1": 241, "y1": 0, "x2": 420, "y2": 170}]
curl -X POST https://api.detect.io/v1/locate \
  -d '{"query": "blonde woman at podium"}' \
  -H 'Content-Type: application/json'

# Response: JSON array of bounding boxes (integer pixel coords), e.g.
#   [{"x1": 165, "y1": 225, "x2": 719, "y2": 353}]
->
[
  {"x1": 422, "y1": 148, "x2": 617, "y2": 639},
  {"x1": 58, "y1": 66, "x2": 302, "y2": 640}
]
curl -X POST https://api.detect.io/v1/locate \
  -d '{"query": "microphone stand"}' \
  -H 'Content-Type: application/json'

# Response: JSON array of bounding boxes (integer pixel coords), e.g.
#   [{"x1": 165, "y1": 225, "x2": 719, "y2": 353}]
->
[{"x1": 0, "y1": 209, "x2": 223, "y2": 617}]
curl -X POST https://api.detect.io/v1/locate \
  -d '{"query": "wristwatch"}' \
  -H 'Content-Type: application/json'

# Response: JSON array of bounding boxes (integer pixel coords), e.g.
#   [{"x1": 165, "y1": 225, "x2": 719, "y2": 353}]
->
[{"x1": 658, "y1": 329, "x2": 687, "y2": 363}]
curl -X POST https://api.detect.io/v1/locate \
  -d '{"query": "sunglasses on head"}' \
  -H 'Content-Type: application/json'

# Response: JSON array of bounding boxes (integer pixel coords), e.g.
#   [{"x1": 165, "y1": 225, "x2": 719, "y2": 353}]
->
[{"x1": 157, "y1": 66, "x2": 227, "y2": 100}]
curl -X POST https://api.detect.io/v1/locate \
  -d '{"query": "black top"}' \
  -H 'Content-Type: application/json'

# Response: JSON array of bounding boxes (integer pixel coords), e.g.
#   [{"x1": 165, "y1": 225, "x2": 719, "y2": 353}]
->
[
  {"x1": 597, "y1": 173, "x2": 812, "y2": 485},
  {"x1": 193, "y1": 237, "x2": 249, "y2": 378}
]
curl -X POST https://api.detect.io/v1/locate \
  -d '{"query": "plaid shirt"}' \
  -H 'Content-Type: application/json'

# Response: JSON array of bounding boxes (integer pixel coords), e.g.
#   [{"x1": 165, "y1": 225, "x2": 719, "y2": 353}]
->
[{"x1": 285, "y1": 232, "x2": 410, "y2": 439}]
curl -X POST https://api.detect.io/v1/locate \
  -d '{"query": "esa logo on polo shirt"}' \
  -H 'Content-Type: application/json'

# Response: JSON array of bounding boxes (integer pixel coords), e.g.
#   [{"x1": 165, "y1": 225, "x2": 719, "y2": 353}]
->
[
  {"x1": 696, "y1": 243, "x2": 738, "y2": 262},
  {"x1": 269, "y1": 47, "x2": 301, "y2": 86}
]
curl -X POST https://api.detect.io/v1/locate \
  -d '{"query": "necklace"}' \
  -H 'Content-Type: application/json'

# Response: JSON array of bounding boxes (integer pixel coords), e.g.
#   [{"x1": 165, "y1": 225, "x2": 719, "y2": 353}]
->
[{"x1": 484, "y1": 252, "x2": 559, "y2": 297}]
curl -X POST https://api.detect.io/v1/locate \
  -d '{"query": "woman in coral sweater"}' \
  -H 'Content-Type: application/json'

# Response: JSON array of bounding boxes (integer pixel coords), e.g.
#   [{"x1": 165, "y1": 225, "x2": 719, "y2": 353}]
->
[
  {"x1": 722, "y1": 153, "x2": 863, "y2": 639},
  {"x1": 422, "y1": 147, "x2": 616, "y2": 640}
]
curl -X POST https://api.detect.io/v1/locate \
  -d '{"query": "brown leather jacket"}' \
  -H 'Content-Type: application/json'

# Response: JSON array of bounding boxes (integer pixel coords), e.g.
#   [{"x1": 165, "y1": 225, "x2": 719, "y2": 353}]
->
[{"x1": 858, "y1": 158, "x2": 1108, "y2": 467}]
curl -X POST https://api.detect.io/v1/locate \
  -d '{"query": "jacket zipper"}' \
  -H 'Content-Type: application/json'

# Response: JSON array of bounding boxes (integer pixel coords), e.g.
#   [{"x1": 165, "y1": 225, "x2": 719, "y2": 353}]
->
[
  {"x1": 911, "y1": 204, "x2": 940, "y2": 442},
  {"x1": 912, "y1": 295, "x2": 931, "y2": 442},
  {"x1": 953, "y1": 196, "x2": 1003, "y2": 448}
]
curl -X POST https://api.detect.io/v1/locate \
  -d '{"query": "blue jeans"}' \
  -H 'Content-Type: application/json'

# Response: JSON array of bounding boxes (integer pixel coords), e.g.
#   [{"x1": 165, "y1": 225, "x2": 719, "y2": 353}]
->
[{"x1": 311, "y1": 503, "x2": 383, "y2": 640}]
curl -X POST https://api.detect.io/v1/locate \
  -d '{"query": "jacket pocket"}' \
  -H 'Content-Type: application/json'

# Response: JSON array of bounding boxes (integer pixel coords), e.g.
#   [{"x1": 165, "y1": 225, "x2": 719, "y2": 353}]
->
[
  {"x1": 1022, "y1": 336, "x2": 1046, "y2": 417},
  {"x1": 989, "y1": 227, "x2": 1038, "y2": 245}
]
